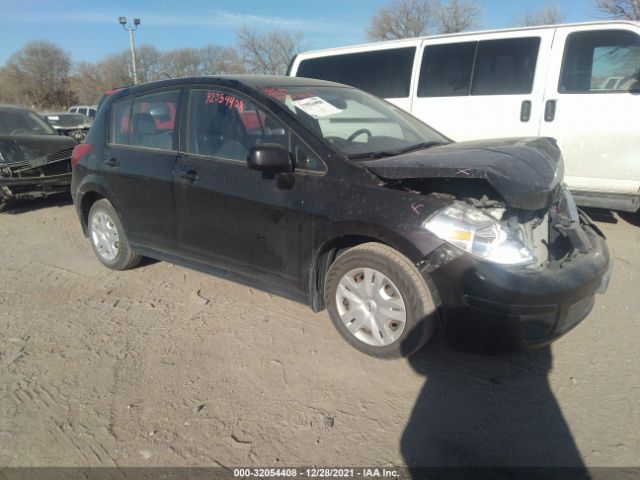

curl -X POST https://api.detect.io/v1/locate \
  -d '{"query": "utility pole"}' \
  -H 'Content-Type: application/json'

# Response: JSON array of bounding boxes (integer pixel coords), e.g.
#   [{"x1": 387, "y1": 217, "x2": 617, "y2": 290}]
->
[{"x1": 119, "y1": 16, "x2": 141, "y2": 85}]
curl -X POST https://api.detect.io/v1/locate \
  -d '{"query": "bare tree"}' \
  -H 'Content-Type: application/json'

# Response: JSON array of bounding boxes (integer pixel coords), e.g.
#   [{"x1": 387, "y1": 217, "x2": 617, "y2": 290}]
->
[
  {"x1": 436, "y1": 0, "x2": 481, "y2": 33},
  {"x1": 0, "y1": 40, "x2": 75, "y2": 109},
  {"x1": 516, "y1": 3, "x2": 566, "y2": 26},
  {"x1": 199, "y1": 45, "x2": 245, "y2": 75},
  {"x1": 367, "y1": 0, "x2": 481, "y2": 40},
  {"x1": 237, "y1": 27, "x2": 305, "y2": 75},
  {"x1": 367, "y1": 0, "x2": 438, "y2": 40},
  {"x1": 158, "y1": 48, "x2": 202, "y2": 78},
  {"x1": 595, "y1": 0, "x2": 640, "y2": 20}
]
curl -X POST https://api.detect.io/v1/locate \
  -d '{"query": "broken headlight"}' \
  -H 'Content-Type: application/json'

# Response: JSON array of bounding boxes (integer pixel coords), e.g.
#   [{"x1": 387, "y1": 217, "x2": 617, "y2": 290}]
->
[{"x1": 423, "y1": 202, "x2": 535, "y2": 266}]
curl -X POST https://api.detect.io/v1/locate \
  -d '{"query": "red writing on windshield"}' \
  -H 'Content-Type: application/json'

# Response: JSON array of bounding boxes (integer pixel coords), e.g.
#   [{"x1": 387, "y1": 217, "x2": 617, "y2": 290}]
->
[{"x1": 205, "y1": 91, "x2": 244, "y2": 112}]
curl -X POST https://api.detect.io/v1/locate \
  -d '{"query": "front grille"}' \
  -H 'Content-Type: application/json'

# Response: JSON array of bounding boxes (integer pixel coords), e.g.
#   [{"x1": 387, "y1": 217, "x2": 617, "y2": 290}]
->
[{"x1": 47, "y1": 147, "x2": 74, "y2": 162}]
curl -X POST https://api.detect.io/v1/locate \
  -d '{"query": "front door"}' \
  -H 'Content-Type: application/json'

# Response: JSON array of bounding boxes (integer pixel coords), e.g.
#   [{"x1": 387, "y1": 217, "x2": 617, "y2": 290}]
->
[
  {"x1": 538, "y1": 25, "x2": 640, "y2": 206},
  {"x1": 174, "y1": 87, "x2": 306, "y2": 292}
]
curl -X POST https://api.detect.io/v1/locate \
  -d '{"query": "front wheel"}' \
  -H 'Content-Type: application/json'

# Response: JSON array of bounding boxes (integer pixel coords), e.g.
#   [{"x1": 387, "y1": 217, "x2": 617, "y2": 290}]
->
[
  {"x1": 325, "y1": 243, "x2": 438, "y2": 358},
  {"x1": 88, "y1": 199, "x2": 141, "y2": 270}
]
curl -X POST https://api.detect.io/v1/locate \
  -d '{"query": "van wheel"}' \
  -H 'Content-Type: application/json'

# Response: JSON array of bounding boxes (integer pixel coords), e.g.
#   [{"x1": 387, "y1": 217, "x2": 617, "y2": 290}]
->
[
  {"x1": 88, "y1": 199, "x2": 141, "y2": 270},
  {"x1": 325, "y1": 242, "x2": 438, "y2": 358}
]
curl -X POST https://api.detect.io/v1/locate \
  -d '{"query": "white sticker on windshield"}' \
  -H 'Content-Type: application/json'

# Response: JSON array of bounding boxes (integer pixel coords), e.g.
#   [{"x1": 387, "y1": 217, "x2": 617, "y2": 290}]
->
[
  {"x1": 292, "y1": 96, "x2": 342, "y2": 118},
  {"x1": 47, "y1": 116, "x2": 59, "y2": 120}
]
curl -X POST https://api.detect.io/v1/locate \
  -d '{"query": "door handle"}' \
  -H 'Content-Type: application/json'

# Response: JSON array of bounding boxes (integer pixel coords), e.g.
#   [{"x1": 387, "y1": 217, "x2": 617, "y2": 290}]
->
[
  {"x1": 544, "y1": 100, "x2": 557, "y2": 122},
  {"x1": 104, "y1": 158, "x2": 119, "y2": 167},
  {"x1": 177, "y1": 169, "x2": 200, "y2": 182},
  {"x1": 520, "y1": 100, "x2": 531, "y2": 122}
]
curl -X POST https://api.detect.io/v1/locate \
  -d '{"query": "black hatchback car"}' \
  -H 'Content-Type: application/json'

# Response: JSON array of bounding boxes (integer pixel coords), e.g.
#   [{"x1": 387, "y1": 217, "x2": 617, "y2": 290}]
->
[{"x1": 71, "y1": 76, "x2": 611, "y2": 358}]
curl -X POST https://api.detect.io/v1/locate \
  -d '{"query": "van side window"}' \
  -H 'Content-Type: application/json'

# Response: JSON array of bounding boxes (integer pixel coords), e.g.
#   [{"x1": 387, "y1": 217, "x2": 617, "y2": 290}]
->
[
  {"x1": 187, "y1": 89, "x2": 288, "y2": 162},
  {"x1": 559, "y1": 30, "x2": 640, "y2": 93},
  {"x1": 296, "y1": 47, "x2": 416, "y2": 98},
  {"x1": 471, "y1": 37, "x2": 540, "y2": 95},
  {"x1": 418, "y1": 42, "x2": 476, "y2": 97}
]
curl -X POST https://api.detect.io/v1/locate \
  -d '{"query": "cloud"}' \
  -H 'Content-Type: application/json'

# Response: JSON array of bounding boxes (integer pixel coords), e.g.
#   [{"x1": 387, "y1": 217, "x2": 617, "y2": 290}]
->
[{"x1": 6, "y1": 9, "x2": 341, "y2": 33}]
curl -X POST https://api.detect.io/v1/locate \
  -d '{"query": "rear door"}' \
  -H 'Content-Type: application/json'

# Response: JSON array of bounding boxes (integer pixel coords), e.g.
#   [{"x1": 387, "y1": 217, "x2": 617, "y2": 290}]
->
[
  {"x1": 539, "y1": 25, "x2": 640, "y2": 207},
  {"x1": 174, "y1": 86, "x2": 307, "y2": 292},
  {"x1": 102, "y1": 88, "x2": 182, "y2": 251},
  {"x1": 411, "y1": 29, "x2": 555, "y2": 140}
]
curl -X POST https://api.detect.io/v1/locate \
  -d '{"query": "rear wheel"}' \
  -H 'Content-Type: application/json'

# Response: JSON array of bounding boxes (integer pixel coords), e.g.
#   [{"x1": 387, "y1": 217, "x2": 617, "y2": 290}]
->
[
  {"x1": 325, "y1": 243, "x2": 438, "y2": 358},
  {"x1": 88, "y1": 199, "x2": 141, "y2": 270}
]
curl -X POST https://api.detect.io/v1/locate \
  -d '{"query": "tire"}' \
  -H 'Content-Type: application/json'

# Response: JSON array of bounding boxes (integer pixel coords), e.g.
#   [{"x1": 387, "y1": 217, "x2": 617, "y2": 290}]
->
[
  {"x1": 87, "y1": 199, "x2": 141, "y2": 270},
  {"x1": 325, "y1": 242, "x2": 438, "y2": 358}
]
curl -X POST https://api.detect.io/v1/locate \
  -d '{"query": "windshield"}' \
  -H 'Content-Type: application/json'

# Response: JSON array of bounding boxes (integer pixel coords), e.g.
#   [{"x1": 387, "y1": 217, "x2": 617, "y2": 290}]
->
[
  {"x1": 263, "y1": 85, "x2": 448, "y2": 158},
  {"x1": 0, "y1": 109, "x2": 57, "y2": 136},
  {"x1": 44, "y1": 113, "x2": 90, "y2": 128}
]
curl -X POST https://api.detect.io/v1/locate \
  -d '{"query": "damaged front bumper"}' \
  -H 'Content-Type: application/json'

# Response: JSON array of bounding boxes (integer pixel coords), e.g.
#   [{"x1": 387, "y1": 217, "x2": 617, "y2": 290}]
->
[
  {"x1": 420, "y1": 219, "x2": 611, "y2": 351},
  {"x1": 0, "y1": 150, "x2": 73, "y2": 205}
]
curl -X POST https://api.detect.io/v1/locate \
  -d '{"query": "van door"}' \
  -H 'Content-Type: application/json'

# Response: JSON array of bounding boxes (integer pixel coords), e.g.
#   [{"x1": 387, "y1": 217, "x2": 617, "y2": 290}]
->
[
  {"x1": 539, "y1": 25, "x2": 640, "y2": 211},
  {"x1": 411, "y1": 30, "x2": 555, "y2": 141}
]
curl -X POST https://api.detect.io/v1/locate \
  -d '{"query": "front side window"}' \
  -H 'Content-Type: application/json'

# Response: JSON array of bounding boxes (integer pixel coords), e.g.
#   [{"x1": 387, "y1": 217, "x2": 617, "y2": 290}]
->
[
  {"x1": 263, "y1": 85, "x2": 448, "y2": 158},
  {"x1": 559, "y1": 30, "x2": 640, "y2": 93},
  {"x1": 187, "y1": 89, "x2": 288, "y2": 162},
  {"x1": 111, "y1": 90, "x2": 179, "y2": 150},
  {"x1": 296, "y1": 47, "x2": 416, "y2": 99}
]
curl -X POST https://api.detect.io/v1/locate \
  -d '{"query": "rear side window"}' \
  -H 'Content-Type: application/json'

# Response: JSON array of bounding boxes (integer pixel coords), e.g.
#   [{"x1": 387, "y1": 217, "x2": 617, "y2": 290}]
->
[
  {"x1": 110, "y1": 90, "x2": 180, "y2": 150},
  {"x1": 559, "y1": 30, "x2": 640, "y2": 93},
  {"x1": 418, "y1": 37, "x2": 540, "y2": 97},
  {"x1": 418, "y1": 42, "x2": 476, "y2": 97},
  {"x1": 88, "y1": 108, "x2": 96, "y2": 119},
  {"x1": 110, "y1": 97, "x2": 133, "y2": 145},
  {"x1": 187, "y1": 89, "x2": 288, "y2": 162},
  {"x1": 296, "y1": 47, "x2": 416, "y2": 98},
  {"x1": 471, "y1": 38, "x2": 540, "y2": 95}
]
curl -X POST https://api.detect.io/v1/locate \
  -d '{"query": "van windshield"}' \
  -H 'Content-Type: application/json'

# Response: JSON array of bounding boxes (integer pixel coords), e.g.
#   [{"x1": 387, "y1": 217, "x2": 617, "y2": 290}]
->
[{"x1": 262, "y1": 86, "x2": 449, "y2": 159}]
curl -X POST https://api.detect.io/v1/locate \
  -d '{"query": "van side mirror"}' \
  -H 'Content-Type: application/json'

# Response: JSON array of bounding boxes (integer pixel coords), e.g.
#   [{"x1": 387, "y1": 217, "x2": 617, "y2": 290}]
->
[{"x1": 247, "y1": 144, "x2": 292, "y2": 173}]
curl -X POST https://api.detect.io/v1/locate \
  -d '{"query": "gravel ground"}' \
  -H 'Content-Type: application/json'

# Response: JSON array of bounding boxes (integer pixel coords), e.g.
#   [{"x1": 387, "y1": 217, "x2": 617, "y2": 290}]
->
[{"x1": 0, "y1": 196, "x2": 638, "y2": 468}]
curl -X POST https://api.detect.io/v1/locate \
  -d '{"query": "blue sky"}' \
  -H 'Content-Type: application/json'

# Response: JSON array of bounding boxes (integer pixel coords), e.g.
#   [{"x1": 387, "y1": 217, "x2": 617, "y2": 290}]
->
[{"x1": 0, "y1": 0, "x2": 604, "y2": 65}]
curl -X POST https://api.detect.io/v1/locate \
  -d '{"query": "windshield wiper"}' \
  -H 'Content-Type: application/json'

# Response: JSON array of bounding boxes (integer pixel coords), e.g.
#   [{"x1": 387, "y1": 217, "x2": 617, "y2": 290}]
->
[
  {"x1": 347, "y1": 141, "x2": 449, "y2": 160},
  {"x1": 397, "y1": 141, "x2": 449, "y2": 154},
  {"x1": 347, "y1": 151, "x2": 399, "y2": 160}
]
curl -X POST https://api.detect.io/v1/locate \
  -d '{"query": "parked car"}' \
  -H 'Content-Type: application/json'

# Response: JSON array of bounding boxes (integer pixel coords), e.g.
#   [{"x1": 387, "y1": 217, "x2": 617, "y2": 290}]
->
[
  {"x1": 289, "y1": 21, "x2": 640, "y2": 212},
  {"x1": 0, "y1": 105, "x2": 76, "y2": 210},
  {"x1": 41, "y1": 112, "x2": 92, "y2": 142},
  {"x1": 68, "y1": 105, "x2": 97, "y2": 119},
  {"x1": 71, "y1": 76, "x2": 611, "y2": 357}
]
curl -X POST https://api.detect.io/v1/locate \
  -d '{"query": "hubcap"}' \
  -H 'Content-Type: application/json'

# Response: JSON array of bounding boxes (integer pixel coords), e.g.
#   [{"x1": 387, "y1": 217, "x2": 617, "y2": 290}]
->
[
  {"x1": 335, "y1": 267, "x2": 407, "y2": 347},
  {"x1": 90, "y1": 210, "x2": 120, "y2": 262}
]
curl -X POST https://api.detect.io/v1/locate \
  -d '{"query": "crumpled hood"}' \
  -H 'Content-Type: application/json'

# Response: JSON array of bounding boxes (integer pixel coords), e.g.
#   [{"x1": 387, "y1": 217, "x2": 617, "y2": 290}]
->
[
  {"x1": 364, "y1": 137, "x2": 564, "y2": 210},
  {"x1": 0, "y1": 134, "x2": 76, "y2": 165}
]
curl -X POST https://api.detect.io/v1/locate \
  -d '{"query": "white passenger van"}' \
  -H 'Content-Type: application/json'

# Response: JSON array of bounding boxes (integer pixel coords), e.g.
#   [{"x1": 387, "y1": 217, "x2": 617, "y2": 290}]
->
[{"x1": 289, "y1": 21, "x2": 640, "y2": 211}]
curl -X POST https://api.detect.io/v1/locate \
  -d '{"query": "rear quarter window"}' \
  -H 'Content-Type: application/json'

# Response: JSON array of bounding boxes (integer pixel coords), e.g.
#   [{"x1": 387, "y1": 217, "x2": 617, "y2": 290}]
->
[{"x1": 296, "y1": 47, "x2": 416, "y2": 98}]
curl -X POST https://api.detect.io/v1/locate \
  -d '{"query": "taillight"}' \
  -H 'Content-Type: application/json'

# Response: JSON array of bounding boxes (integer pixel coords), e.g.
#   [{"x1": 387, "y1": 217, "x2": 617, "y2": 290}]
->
[{"x1": 71, "y1": 144, "x2": 93, "y2": 168}]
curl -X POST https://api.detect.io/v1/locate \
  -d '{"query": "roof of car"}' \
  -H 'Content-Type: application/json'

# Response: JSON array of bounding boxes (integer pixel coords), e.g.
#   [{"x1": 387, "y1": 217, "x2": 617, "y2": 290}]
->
[
  {"x1": 0, "y1": 104, "x2": 34, "y2": 113},
  {"x1": 123, "y1": 75, "x2": 351, "y2": 94}
]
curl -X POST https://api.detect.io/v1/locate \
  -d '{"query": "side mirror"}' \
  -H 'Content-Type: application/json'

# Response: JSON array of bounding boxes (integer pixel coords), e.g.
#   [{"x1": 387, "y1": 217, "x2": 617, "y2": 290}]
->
[{"x1": 247, "y1": 144, "x2": 292, "y2": 173}]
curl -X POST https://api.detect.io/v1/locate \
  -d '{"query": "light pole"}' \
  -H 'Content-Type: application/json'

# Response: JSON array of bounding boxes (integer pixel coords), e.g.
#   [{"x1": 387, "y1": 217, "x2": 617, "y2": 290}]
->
[{"x1": 119, "y1": 16, "x2": 141, "y2": 85}]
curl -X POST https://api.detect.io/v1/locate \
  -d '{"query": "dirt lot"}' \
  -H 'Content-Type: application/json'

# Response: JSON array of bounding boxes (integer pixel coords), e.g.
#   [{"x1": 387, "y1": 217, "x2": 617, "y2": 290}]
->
[{"x1": 0, "y1": 196, "x2": 638, "y2": 468}]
